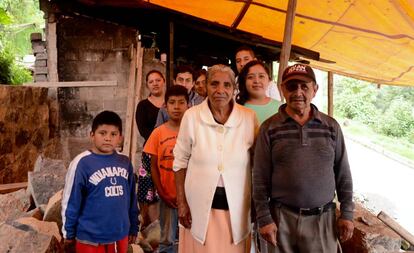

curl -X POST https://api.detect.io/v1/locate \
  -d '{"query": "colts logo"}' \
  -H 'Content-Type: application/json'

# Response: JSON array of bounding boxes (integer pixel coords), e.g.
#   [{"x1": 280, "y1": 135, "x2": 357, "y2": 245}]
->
[{"x1": 287, "y1": 65, "x2": 307, "y2": 74}]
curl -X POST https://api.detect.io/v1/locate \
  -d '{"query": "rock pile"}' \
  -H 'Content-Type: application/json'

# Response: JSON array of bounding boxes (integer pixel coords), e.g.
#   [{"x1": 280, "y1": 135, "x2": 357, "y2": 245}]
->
[{"x1": 0, "y1": 155, "x2": 146, "y2": 252}]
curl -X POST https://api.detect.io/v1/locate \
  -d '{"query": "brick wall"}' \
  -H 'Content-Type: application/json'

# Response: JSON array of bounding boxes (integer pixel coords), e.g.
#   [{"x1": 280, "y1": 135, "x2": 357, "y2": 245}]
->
[
  {"x1": 0, "y1": 86, "x2": 50, "y2": 183},
  {"x1": 56, "y1": 15, "x2": 137, "y2": 158}
]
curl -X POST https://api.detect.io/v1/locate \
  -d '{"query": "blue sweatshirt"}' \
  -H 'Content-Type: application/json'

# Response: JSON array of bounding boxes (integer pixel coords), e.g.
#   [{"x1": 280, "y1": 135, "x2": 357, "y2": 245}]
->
[{"x1": 62, "y1": 151, "x2": 139, "y2": 243}]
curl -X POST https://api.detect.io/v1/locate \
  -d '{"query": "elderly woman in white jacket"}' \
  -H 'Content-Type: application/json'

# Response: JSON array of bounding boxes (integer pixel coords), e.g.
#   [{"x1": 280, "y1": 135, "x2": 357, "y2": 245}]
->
[{"x1": 173, "y1": 64, "x2": 258, "y2": 253}]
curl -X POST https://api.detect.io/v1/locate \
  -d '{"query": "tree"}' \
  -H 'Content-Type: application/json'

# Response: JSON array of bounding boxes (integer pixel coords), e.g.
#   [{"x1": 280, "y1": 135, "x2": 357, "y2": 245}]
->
[{"x1": 0, "y1": 0, "x2": 43, "y2": 84}]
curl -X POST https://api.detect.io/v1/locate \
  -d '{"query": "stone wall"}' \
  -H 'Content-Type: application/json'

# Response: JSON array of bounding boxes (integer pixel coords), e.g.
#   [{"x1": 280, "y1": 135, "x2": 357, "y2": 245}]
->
[
  {"x1": 56, "y1": 15, "x2": 137, "y2": 159},
  {"x1": 0, "y1": 86, "x2": 50, "y2": 183}
]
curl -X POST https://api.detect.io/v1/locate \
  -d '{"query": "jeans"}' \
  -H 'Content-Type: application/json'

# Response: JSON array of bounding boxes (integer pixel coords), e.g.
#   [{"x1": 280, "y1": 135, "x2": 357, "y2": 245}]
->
[{"x1": 159, "y1": 199, "x2": 178, "y2": 253}]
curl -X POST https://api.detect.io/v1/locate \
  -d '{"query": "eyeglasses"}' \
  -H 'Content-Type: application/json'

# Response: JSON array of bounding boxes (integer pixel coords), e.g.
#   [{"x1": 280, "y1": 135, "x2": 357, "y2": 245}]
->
[{"x1": 284, "y1": 81, "x2": 313, "y2": 92}]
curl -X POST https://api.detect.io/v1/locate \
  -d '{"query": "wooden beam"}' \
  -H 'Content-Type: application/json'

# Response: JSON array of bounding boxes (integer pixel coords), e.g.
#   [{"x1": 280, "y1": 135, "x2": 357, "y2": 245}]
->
[
  {"x1": 276, "y1": 0, "x2": 298, "y2": 102},
  {"x1": 131, "y1": 45, "x2": 144, "y2": 169},
  {"x1": 0, "y1": 182, "x2": 28, "y2": 194},
  {"x1": 378, "y1": 211, "x2": 414, "y2": 246},
  {"x1": 168, "y1": 21, "x2": 174, "y2": 86},
  {"x1": 46, "y1": 13, "x2": 58, "y2": 82},
  {"x1": 231, "y1": 0, "x2": 252, "y2": 29},
  {"x1": 328, "y1": 71, "x2": 334, "y2": 117},
  {"x1": 122, "y1": 44, "x2": 138, "y2": 157},
  {"x1": 23, "y1": 81, "x2": 118, "y2": 88}
]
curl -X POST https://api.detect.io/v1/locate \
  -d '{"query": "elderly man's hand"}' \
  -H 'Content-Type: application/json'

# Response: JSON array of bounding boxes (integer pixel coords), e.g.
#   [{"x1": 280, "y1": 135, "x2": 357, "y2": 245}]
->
[
  {"x1": 259, "y1": 222, "x2": 277, "y2": 246},
  {"x1": 337, "y1": 218, "x2": 354, "y2": 242}
]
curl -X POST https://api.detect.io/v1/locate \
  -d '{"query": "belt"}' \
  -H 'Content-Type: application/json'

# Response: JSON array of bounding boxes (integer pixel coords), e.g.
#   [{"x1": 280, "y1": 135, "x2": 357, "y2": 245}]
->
[{"x1": 272, "y1": 200, "x2": 336, "y2": 216}]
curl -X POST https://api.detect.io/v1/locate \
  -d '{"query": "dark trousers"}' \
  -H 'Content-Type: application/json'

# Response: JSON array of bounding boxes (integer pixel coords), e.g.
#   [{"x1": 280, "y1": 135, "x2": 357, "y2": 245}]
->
[{"x1": 264, "y1": 204, "x2": 338, "y2": 253}]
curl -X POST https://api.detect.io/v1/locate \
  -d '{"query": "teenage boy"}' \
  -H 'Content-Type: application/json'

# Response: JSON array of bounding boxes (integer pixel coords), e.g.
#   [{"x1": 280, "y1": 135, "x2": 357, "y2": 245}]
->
[
  {"x1": 62, "y1": 111, "x2": 139, "y2": 253},
  {"x1": 144, "y1": 85, "x2": 189, "y2": 253},
  {"x1": 155, "y1": 65, "x2": 204, "y2": 126}
]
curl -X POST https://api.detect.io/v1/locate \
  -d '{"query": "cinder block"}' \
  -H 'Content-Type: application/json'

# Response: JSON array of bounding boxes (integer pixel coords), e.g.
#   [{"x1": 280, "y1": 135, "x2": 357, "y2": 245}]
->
[
  {"x1": 86, "y1": 99, "x2": 103, "y2": 112},
  {"x1": 81, "y1": 51, "x2": 104, "y2": 62},
  {"x1": 35, "y1": 60, "x2": 47, "y2": 67},
  {"x1": 35, "y1": 53, "x2": 47, "y2": 60},
  {"x1": 35, "y1": 67, "x2": 48, "y2": 75},
  {"x1": 32, "y1": 44, "x2": 45, "y2": 54},
  {"x1": 65, "y1": 51, "x2": 78, "y2": 61},
  {"x1": 30, "y1": 33, "x2": 43, "y2": 42},
  {"x1": 34, "y1": 74, "x2": 48, "y2": 82}
]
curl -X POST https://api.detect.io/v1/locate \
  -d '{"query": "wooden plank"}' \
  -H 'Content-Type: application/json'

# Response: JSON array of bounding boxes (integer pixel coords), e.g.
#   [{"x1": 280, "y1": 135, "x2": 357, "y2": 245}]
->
[
  {"x1": 122, "y1": 44, "x2": 137, "y2": 157},
  {"x1": 328, "y1": 71, "x2": 334, "y2": 117},
  {"x1": 378, "y1": 211, "x2": 414, "y2": 246},
  {"x1": 131, "y1": 44, "x2": 144, "y2": 169},
  {"x1": 276, "y1": 0, "x2": 298, "y2": 102},
  {"x1": 46, "y1": 14, "x2": 58, "y2": 82},
  {"x1": 169, "y1": 21, "x2": 174, "y2": 85},
  {"x1": 0, "y1": 182, "x2": 28, "y2": 194},
  {"x1": 23, "y1": 81, "x2": 118, "y2": 88}
]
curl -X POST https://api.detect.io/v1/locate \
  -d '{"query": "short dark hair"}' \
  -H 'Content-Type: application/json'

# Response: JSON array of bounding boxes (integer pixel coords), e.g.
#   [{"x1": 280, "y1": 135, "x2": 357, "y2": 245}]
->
[
  {"x1": 174, "y1": 65, "x2": 195, "y2": 81},
  {"x1": 235, "y1": 45, "x2": 255, "y2": 58},
  {"x1": 165, "y1": 85, "x2": 189, "y2": 103},
  {"x1": 194, "y1": 69, "x2": 207, "y2": 81},
  {"x1": 91, "y1": 111, "x2": 123, "y2": 135},
  {"x1": 236, "y1": 60, "x2": 270, "y2": 105},
  {"x1": 146, "y1": 69, "x2": 165, "y2": 82}
]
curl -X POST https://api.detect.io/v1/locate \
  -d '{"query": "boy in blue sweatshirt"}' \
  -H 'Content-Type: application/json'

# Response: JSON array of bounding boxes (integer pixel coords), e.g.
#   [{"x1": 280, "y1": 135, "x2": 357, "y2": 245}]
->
[{"x1": 62, "y1": 110, "x2": 139, "y2": 253}]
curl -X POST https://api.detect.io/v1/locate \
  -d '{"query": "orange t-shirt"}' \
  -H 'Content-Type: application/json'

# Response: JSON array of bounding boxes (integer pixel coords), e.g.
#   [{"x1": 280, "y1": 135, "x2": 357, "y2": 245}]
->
[{"x1": 143, "y1": 124, "x2": 177, "y2": 202}]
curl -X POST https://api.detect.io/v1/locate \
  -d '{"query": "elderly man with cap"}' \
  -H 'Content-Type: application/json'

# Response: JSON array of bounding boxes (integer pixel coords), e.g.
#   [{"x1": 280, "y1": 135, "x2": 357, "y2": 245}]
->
[{"x1": 252, "y1": 64, "x2": 354, "y2": 253}]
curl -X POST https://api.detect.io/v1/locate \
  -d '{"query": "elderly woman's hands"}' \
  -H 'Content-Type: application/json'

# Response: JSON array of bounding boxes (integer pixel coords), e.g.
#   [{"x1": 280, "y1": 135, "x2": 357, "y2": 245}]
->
[{"x1": 178, "y1": 199, "x2": 192, "y2": 228}]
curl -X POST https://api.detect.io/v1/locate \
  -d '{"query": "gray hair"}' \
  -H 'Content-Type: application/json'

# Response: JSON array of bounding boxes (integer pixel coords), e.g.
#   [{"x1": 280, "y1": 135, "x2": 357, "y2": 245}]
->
[{"x1": 207, "y1": 64, "x2": 236, "y2": 87}]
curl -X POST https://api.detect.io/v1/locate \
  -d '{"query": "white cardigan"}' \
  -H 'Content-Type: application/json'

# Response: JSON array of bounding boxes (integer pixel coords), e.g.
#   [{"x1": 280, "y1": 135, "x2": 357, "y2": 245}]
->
[{"x1": 173, "y1": 99, "x2": 258, "y2": 244}]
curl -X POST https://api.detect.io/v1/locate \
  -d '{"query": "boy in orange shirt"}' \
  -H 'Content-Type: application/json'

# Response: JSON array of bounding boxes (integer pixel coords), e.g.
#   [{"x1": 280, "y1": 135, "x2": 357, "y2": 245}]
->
[{"x1": 143, "y1": 85, "x2": 189, "y2": 253}]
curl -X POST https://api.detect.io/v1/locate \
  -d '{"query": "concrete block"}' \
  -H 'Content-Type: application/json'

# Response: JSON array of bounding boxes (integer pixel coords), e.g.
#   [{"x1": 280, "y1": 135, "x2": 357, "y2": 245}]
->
[
  {"x1": 88, "y1": 73, "x2": 117, "y2": 81},
  {"x1": 33, "y1": 44, "x2": 46, "y2": 54},
  {"x1": 35, "y1": 74, "x2": 48, "y2": 82},
  {"x1": 86, "y1": 99, "x2": 104, "y2": 112},
  {"x1": 35, "y1": 67, "x2": 48, "y2": 75},
  {"x1": 64, "y1": 51, "x2": 78, "y2": 61},
  {"x1": 30, "y1": 33, "x2": 42, "y2": 41},
  {"x1": 82, "y1": 51, "x2": 104, "y2": 62},
  {"x1": 35, "y1": 60, "x2": 47, "y2": 67},
  {"x1": 103, "y1": 99, "x2": 126, "y2": 111},
  {"x1": 36, "y1": 53, "x2": 48, "y2": 60}
]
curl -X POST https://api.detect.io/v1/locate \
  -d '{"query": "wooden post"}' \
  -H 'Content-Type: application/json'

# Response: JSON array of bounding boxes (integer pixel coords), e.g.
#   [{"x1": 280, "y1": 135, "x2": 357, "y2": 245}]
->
[
  {"x1": 169, "y1": 21, "x2": 174, "y2": 86},
  {"x1": 328, "y1": 71, "x2": 334, "y2": 117},
  {"x1": 46, "y1": 13, "x2": 58, "y2": 83},
  {"x1": 378, "y1": 211, "x2": 414, "y2": 246},
  {"x1": 130, "y1": 43, "x2": 144, "y2": 169},
  {"x1": 122, "y1": 44, "x2": 137, "y2": 157},
  {"x1": 276, "y1": 0, "x2": 298, "y2": 102}
]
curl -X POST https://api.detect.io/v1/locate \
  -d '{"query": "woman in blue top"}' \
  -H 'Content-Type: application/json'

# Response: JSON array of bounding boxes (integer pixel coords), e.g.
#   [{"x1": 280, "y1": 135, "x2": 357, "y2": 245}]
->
[{"x1": 236, "y1": 60, "x2": 281, "y2": 125}]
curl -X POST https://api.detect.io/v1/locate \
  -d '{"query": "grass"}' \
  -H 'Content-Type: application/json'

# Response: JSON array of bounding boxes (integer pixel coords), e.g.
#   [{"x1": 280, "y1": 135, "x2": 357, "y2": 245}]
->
[{"x1": 338, "y1": 118, "x2": 414, "y2": 162}]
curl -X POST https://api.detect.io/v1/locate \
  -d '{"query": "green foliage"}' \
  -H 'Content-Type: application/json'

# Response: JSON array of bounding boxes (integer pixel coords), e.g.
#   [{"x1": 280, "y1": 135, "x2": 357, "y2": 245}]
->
[
  {"x1": 376, "y1": 98, "x2": 414, "y2": 137},
  {"x1": 0, "y1": 0, "x2": 44, "y2": 57},
  {"x1": 0, "y1": 0, "x2": 41, "y2": 84},
  {"x1": 0, "y1": 46, "x2": 32, "y2": 84},
  {"x1": 0, "y1": 8, "x2": 12, "y2": 25},
  {"x1": 334, "y1": 76, "x2": 414, "y2": 141},
  {"x1": 334, "y1": 77, "x2": 378, "y2": 125},
  {"x1": 0, "y1": 48, "x2": 13, "y2": 83}
]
